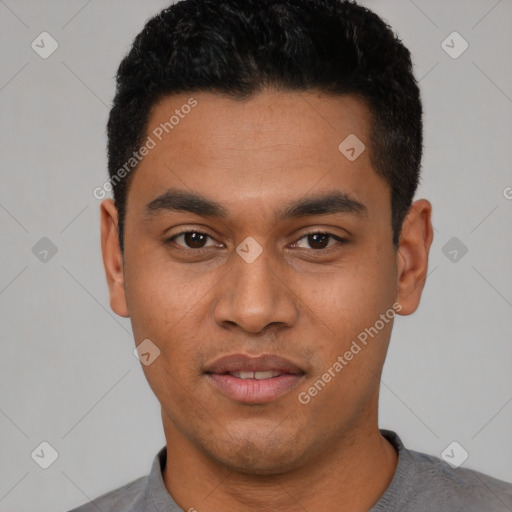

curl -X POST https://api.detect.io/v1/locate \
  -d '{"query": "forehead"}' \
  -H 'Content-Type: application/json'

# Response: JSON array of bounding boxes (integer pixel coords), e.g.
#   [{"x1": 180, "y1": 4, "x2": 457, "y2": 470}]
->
[{"x1": 127, "y1": 89, "x2": 389, "y2": 219}]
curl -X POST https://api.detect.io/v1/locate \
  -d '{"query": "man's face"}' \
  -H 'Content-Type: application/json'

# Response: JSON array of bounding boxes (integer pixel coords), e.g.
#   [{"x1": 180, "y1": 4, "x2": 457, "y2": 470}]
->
[{"x1": 108, "y1": 90, "x2": 404, "y2": 473}]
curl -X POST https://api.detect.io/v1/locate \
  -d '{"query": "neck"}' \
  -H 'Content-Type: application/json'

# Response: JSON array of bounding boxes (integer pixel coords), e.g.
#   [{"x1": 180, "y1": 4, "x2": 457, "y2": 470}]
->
[{"x1": 161, "y1": 415, "x2": 398, "y2": 512}]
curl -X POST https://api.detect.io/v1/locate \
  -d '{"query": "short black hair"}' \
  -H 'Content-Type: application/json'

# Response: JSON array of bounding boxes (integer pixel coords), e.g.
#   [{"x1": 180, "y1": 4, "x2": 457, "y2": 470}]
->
[{"x1": 107, "y1": 0, "x2": 422, "y2": 252}]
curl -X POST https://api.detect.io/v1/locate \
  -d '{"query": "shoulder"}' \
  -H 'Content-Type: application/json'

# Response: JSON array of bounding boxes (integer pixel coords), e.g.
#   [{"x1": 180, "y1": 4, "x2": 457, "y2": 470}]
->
[
  {"x1": 67, "y1": 475, "x2": 148, "y2": 512},
  {"x1": 410, "y1": 449, "x2": 512, "y2": 510},
  {"x1": 67, "y1": 445, "x2": 169, "y2": 512},
  {"x1": 376, "y1": 431, "x2": 512, "y2": 512}
]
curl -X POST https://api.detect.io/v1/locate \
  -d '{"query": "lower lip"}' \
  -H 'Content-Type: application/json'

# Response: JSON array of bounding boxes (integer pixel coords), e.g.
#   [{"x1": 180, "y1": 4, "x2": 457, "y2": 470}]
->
[{"x1": 207, "y1": 373, "x2": 303, "y2": 404}]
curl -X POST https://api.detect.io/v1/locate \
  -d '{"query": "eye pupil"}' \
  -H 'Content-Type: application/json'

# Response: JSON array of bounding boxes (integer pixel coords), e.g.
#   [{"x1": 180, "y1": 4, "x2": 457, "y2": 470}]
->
[
  {"x1": 308, "y1": 233, "x2": 329, "y2": 249},
  {"x1": 185, "y1": 232, "x2": 207, "y2": 248}
]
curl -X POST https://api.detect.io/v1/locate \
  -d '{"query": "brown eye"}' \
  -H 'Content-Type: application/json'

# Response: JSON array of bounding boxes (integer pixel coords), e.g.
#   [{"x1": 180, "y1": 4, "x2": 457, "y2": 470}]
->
[
  {"x1": 184, "y1": 232, "x2": 208, "y2": 248},
  {"x1": 307, "y1": 233, "x2": 330, "y2": 249},
  {"x1": 293, "y1": 232, "x2": 343, "y2": 250},
  {"x1": 170, "y1": 231, "x2": 217, "y2": 249}
]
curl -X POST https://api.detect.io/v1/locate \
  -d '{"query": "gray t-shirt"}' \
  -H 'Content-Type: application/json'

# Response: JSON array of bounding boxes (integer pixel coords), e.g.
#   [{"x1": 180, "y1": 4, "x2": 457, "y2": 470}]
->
[{"x1": 68, "y1": 430, "x2": 512, "y2": 511}]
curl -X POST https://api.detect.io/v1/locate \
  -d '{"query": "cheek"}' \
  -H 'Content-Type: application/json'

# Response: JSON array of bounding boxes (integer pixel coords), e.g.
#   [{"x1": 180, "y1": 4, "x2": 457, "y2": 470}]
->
[
  {"x1": 124, "y1": 247, "x2": 215, "y2": 338},
  {"x1": 124, "y1": 251, "x2": 218, "y2": 379},
  {"x1": 304, "y1": 254, "x2": 395, "y2": 323},
  {"x1": 130, "y1": 294, "x2": 207, "y2": 415},
  {"x1": 300, "y1": 247, "x2": 397, "y2": 363},
  {"x1": 298, "y1": 266, "x2": 396, "y2": 420}
]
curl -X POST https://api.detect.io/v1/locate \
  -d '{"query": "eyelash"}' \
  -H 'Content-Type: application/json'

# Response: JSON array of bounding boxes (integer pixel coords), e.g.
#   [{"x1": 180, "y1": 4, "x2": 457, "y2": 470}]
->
[{"x1": 166, "y1": 230, "x2": 347, "y2": 251}]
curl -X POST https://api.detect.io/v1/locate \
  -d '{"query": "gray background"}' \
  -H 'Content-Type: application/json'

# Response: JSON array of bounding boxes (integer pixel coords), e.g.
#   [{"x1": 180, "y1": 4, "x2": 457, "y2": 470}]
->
[{"x1": 0, "y1": 1, "x2": 511, "y2": 511}]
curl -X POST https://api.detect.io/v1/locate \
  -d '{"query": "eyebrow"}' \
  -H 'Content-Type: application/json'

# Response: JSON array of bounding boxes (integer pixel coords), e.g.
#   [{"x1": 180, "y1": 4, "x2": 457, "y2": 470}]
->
[
  {"x1": 277, "y1": 191, "x2": 367, "y2": 220},
  {"x1": 144, "y1": 188, "x2": 367, "y2": 221},
  {"x1": 144, "y1": 189, "x2": 228, "y2": 219}
]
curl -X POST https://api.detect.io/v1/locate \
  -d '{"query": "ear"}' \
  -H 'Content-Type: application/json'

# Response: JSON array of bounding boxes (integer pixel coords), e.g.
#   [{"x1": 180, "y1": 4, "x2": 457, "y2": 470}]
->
[
  {"x1": 100, "y1": 199, "x2": 129, "y2": 318},
  {"x1": 396, "y1": 199, "x2": 434, "y2": 316}
]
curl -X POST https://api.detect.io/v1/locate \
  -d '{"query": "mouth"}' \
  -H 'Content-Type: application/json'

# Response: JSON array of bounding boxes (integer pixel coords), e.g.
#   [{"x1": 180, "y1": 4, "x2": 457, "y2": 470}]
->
[
  {"x1": 228, "y1": 370, "x2": 286, "y2": 380},
  {"x1": 204, "y1": 354, "x2": 305, "y2": 404}
]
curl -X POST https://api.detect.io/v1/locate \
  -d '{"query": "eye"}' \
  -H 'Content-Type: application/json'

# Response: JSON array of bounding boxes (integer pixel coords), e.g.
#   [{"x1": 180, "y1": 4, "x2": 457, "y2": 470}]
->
[
  {"x1": 292, "y1": 232, "x2": 345, "y2": 250},
  {"x1": 169, "y1": 231, "x2": 220, "y2": 249}
]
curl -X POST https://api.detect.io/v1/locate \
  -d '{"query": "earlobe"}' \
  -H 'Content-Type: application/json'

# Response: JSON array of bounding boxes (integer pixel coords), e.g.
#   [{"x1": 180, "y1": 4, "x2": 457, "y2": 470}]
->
[
  {"x1": 100, "y1": 199, "x2": 129, "y2": 318},
  {"x1": 396, "y1": 199, "x2": 434, "y2": 316}
]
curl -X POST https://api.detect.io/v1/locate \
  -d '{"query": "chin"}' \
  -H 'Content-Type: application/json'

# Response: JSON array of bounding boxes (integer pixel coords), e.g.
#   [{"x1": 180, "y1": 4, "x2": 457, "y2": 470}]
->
[{"x1": 205, "y1": 430, "x2": 309, "y2": 475}]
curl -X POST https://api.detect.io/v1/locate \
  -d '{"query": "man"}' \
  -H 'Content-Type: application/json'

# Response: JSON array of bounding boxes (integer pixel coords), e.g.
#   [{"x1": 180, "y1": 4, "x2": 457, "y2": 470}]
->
[{"x1": 71, "y1": 0, "x2": 512, "y2": 510}]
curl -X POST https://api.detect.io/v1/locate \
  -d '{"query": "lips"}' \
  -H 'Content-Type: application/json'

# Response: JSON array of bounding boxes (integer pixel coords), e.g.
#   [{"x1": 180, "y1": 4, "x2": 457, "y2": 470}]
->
[
  {"x1": 204, "y1": 354, "x2": 304, "y2": 375},
  {"x1": 204, "y1": 354, "x2": 305, "y2": 404}
]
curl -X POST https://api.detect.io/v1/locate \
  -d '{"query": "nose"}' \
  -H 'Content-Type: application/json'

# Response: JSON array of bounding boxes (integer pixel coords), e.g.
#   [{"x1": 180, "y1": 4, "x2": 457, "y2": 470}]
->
[{"x1": 212, "y1": 245, "x2": 299, "y2": 334}]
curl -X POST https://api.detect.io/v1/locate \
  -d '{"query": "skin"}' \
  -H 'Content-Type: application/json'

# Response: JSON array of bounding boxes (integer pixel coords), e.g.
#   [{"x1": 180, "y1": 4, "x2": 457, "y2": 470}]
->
[{"x1": 101, "y1": 89, "x2": 433, "y2": 511}]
